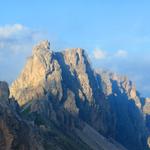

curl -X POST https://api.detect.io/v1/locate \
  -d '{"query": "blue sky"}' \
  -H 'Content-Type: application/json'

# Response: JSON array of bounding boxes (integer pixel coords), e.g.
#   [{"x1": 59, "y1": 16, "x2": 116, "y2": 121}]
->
[{"x1": 0, "y1": 1, "x2": 150, "y2": 96}]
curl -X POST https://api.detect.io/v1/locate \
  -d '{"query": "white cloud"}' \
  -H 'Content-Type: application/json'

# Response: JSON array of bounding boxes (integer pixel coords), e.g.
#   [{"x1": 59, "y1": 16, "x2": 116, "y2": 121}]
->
[
  {"x1": 93, "y1": 48, "x2": 150, "y2": 96},
  {"x1": 93, "y1": 49, "x2": 128, "y2": 60},
  {"x1": 0, "y1": 24, "x2": 25, "y2": 38},
  {"x1": 115, "y1": 49, "x2": 128, "y2": 58},
  {"x1": 93, "y1": 49, "x2": 107, "y2": 59},
  {"x1": 0, "y1": 24, "x2": 46, "y2": 83},
  {"x1": 0, "y1": 24, "x2": 46, "y2": 55}
]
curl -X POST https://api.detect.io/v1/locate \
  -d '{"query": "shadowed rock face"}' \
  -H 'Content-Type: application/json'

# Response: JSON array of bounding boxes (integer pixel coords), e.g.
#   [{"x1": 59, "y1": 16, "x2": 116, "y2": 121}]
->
[
  {"x1": 97, "y1": 70, "x2": 149, "y2": 150},
  {"x1": 0, "y1": 81, "x2": 10, "y2": 101},
  {"x1": 142, "y1": 97, "x2": 150, "y2": 144},
  {"x1": 0, "y1": 81, "x2": 127, "y2": 150},
  {"x1": 0, "y1": 81, "x2": 44, "y2": 150},
  {"x1": 98, "y1": 70, "x2": 142, "y2": 108},
  {"x1": 9, "y1": 41, "x2": 150, "y2": 150}
]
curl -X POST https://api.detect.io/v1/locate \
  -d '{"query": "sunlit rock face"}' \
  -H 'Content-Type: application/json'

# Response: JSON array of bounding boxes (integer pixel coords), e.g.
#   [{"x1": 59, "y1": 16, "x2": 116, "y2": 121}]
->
[
  {"x1": 64, "y1": 90, "x2": 79, "y2": 115},
  {"x1": 10, "y1": 40, "x2": 63, "y2": 105},
  {"x1": 62, "y1": 48, "x2": 94, "y2": 102},
  {"x1": 10, "y1": 41, "x2": 150, "y2": 150},
  {"x1": 10, "y1": 41, "x2": 113, "y2": 137}
]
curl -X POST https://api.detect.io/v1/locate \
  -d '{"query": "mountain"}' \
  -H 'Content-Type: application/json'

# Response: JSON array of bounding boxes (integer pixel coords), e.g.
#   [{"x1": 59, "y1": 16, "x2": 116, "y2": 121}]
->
[
  {"x1": 10, "y1": 40, "x2": 113, "y2": 137},
  {"x1": 0, "y1": 40, "x2": 148, "y2": 150}
]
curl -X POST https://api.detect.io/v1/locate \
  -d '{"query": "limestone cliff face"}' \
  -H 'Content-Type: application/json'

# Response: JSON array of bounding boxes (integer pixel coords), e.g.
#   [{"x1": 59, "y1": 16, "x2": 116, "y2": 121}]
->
[
  {"x1": 10, "y1": 41, "x2": 150, "y2": 150},
  {"x1": 62, "y1": 48, "x2": 93, "y2": 102},
  {"x1": 0, "y1": 80, "x2": 128, "y2": 150},
  {"x1": 11, "y1": 42, "x2": 102, "y2": 106},
  {"x1": 10, "y1": 41, "x2": 112, "y2": 136},
  {"x1": 11, "y1": 40, "x2": 63, "y2": 106}
]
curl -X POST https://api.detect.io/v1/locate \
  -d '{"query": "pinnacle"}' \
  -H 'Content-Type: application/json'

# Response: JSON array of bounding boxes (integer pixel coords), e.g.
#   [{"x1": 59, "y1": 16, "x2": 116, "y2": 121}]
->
[{"x1": 32, "y1": 40, "x2": 50, "y2": 54}]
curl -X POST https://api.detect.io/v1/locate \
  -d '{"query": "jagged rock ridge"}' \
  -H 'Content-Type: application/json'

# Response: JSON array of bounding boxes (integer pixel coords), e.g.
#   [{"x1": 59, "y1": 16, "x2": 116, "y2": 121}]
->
[
  {"x1": 97, "y1": 70, "x2": 149, "y2": 150},
  {"x1": 0, "y1": 81, "x2": 127, "y2": 150},
  {"x1": 9, "y1": 40, "x2": 150, "y2": 150},
  {"x1": 10, "y1": 40, "x2": 113, "y2": 136}
]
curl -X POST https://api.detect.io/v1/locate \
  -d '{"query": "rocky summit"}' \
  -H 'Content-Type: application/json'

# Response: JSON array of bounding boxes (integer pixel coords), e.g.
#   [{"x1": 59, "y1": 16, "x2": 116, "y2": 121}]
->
[{"x1": 0, "y1": 40, "x2": 149, "y2": 150}]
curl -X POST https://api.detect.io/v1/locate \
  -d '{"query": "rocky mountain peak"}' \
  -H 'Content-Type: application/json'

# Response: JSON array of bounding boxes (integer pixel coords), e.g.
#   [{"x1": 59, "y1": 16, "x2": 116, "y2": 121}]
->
[
  {"x1": 9, "y1": 41, "x2": 150, "y2": 150},
  {"x1": 10, "y1": 41, "x2": 111, "y2": 134},
  {"x1": 32, "y1": 40, "x2": 51, "y2": 55},
  {"x1": 10, "y1": 43, "x2": 95, "y2": 106},
  {"x1": 63, "y1": 48, "x2": 89, "y2": 67}
]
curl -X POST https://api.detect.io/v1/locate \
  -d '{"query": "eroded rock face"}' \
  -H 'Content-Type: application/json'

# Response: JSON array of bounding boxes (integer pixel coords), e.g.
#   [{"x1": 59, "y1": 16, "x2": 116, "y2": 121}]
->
[
  {"x1": 98, "y1": 70, "x2": 142, "y2": 109},
  {"x1": 64, "y1": 90, "x2": 79, "y2": 115},
  {"x1": 11, "y1": 40, "x2": 63, "y2": 105},
  {"x1": 63, "y1": 48, "x2": 94, "y2": 102},
  {"x1": 0, "y1": 80, "x2": 128, "y2": 150},
  {"x1": 143, "y1": 98, "x2": 150, "y2": 114},
  {"x1": 97, "y1": 70, "x2": 149, "y2": 150},
  {"x1": 0, "y1": 82, "x2": 44, "y2": 150},
  {"x1": 10, "y1": 41, "x2": 112, "y2": 137},
  {"x1": 10, "y1": 41, "x2": 150, "y2": 150}
]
